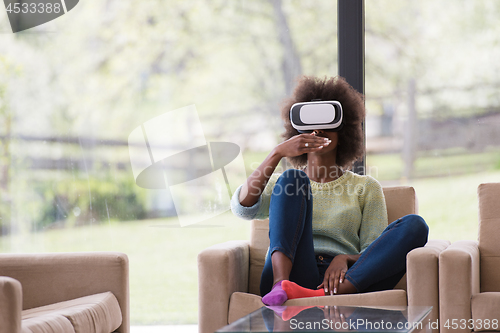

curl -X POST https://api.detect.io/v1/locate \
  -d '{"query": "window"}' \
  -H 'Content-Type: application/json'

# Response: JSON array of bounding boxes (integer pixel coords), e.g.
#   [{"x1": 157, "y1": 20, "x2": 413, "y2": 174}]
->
[
  {"x1": 0, "y1": 0, "x2": 338, "y2": 325},
  {"x1": 365, "y1": 0, "x2": 500, "y2": 242}
]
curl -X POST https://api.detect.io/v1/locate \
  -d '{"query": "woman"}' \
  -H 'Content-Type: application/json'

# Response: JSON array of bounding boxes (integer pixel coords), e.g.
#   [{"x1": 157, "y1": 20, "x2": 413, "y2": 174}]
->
[{"x1": 230, "y1": 76, "x2": 428, "y2": 306}]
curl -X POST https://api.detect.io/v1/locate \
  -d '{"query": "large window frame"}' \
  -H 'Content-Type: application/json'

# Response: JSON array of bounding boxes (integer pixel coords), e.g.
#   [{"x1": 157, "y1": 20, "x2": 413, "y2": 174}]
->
[{"x1": 338, "y1": 0, "x2": 365, "y2": 174}]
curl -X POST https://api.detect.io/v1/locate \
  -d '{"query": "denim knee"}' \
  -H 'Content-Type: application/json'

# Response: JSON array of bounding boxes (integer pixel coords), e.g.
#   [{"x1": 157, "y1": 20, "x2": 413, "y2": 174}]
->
[
  {"x1": 274, "y1": 169, "x2": 310, "y2": 197},
  {"x1": 401, "y1": 214, "x2": 429, "y2": 246},
  {"x1": 278, "y1": 169, "x2": 309, "y2": 184}
]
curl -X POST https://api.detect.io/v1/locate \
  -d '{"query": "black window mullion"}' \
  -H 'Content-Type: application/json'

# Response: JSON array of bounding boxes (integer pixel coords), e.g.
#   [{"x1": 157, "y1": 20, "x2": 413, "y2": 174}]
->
[{"x1": 338, "y1": 0, "x2": 366, "y2": 175}]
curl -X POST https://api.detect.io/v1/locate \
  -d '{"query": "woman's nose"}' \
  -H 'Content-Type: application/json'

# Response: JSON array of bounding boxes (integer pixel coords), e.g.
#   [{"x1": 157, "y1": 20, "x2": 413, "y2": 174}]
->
[{"x1": 312, "y1": 129, "x2": 324, "y2": 136}]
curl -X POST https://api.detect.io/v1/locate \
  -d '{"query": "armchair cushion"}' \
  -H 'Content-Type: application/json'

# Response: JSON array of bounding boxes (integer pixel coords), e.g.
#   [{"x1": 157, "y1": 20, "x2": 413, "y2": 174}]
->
[
  {"x1": 471, "y1": 292, "x2": 500, "y2": 331},
  {"x1": 22, "y1": 292, "x2": 121, "y2": 333},
  {"x1": 248, "y1": 220, "x2": 270, "y2": 295},
  {"x1": 383, "y1": 186, "x2": 418, "y2": 224},
  {"x1": 228, "y1": 292, "x2": 263, "y2": 324},
  {"x1": 21, "y1": 314, "x2": 75, "y2": 333}
]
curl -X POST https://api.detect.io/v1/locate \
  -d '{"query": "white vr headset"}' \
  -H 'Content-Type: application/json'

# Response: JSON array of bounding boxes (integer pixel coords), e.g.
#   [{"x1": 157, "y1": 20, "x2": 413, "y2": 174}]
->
[{"x1": 290, "y1": 100, "x2": 343, "y2": 133}]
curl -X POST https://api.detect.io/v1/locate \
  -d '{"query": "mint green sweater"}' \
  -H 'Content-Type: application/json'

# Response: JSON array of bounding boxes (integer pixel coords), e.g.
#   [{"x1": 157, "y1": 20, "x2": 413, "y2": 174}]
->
[{"x1": 230, "y1": 170, "x2": 388, "y2": 257}]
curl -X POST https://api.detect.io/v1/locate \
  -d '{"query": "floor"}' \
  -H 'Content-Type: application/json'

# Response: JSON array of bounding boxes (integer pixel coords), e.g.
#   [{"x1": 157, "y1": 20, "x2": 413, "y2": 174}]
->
[{"x1": 131, "y1": 325, "x2": 198, "y2": 333}]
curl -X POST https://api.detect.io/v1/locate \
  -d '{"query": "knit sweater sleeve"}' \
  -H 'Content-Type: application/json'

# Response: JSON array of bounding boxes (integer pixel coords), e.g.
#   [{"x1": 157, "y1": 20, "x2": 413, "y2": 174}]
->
[
  {"x1": 230, "y1": 173, "x2": 280, "y2": 220},
  {"x1": 359, "y1": 177, "x2": 388, "y2": 253},
  {"x1": 230, "y1": 185, "x2": 263, "y2": 220}
]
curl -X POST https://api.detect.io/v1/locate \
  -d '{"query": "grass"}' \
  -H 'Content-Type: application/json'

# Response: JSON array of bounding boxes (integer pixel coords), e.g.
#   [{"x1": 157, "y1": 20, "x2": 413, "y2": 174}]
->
[
  {"x1": 1, "y1": 149, "x2": 499, "y2": 324},
  {"x1": 367, "y1": 149, "x2": 500, "y2": 181},
  {"x1": 367, "y1": 150, "x2": 500, "y2": 242},
  {"x1": 368, "y1": 150, "x2": 500, "y2": 242},
  {"x1": 392, "y1": 170, "x2": 500, "y2": 242}
]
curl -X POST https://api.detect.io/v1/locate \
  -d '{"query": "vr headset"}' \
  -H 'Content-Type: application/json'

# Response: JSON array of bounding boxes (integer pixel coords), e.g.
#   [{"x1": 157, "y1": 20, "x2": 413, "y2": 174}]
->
[{"x1": 290, "y1": 100, "x2": 343, "y2": 133}]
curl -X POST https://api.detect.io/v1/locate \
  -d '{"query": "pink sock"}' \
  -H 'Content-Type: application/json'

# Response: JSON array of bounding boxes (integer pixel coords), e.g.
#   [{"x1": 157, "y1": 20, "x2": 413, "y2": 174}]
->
[
  {"x1": 262, "y1": 281, "x2": 288, "y2": 306},
  {"x1": 282, "y1": 280, "x2": 324, "y2": 299},
  {"x1": 266, "y1": 305, "x2": 315, "y2": 321},
  {"x1": 282, "y1": 306, "x2": 317, "y2": 321}
]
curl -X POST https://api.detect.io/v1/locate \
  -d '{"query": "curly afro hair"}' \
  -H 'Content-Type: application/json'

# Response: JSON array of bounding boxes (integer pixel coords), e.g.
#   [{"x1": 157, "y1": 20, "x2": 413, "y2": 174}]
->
[{"x1": 280, "y1": 76, "x2": 365, "y2": 169}]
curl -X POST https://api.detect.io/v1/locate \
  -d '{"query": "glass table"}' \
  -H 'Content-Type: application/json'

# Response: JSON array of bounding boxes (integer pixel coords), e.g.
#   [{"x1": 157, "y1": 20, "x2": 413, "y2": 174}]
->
[{"x1": 217, "y1": 305, "x2": 433, "y2": 333}]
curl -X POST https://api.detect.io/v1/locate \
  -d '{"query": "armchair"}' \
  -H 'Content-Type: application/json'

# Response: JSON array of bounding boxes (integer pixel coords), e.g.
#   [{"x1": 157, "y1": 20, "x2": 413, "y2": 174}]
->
[
  {"x1": 439, "y1": 182, "x2": 500, "y2": 333},
  {"x1": 0, "y1": 251, "x2": 129, "y2": 333},
  {"x1": 198, "y1": 186, "x2": 450, "y2": 333}
]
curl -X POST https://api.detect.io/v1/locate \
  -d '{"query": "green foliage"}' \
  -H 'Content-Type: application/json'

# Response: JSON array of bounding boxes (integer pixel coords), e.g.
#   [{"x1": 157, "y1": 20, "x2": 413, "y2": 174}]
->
[
  {"x1": 365, "y1": 0, "x2": 500, "y2": 119},
  {"x1": 34, "y1": 172, "x2": 147, "y2": 231}
]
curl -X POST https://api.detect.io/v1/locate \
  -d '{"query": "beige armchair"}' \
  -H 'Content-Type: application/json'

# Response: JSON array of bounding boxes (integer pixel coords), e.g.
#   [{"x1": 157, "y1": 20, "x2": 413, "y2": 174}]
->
[
  {"x1": 198, "y1": 186, "x2": 450, "y2": 333},
  {"x1": 439, "y1": 182, "x2": 500, "y2": 333},
  {"x1": 0, "y1": 251, "x2": 129, "y2": 333}
]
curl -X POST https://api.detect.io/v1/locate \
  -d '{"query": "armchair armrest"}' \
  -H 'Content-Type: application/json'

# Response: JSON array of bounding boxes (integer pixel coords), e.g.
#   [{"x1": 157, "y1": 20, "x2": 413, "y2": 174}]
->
[
  {"x1": 407, "y1": 239, "x2": 450, "y2": 333},
  {"x1": 198, "y1": 240, "x2": 250, "y2": 333},
  {"x1": 439, "y1": 240, "x2": 480, "y2": 333},
  {"x1": 0, "y1": 277, "x2": 22, "y2": 333},
  {"x1": 0, "y1": 252, "x2": 129, "y2": 333}
]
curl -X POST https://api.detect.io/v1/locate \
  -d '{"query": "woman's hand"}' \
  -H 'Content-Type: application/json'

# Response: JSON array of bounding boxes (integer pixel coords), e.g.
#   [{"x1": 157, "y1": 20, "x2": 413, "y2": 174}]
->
[
  {"x1": 322, "y1": 305, "x2": 356, "y2": 331},
  {"x1": 238, "y1": 133, "x2": 330, "y2": 207},
  {"x1": 274, "y1": 134, "x2": 331, "y2": 159},
  {"x1": 318, "y1": 255, "x2": 349, "y2": 295}
]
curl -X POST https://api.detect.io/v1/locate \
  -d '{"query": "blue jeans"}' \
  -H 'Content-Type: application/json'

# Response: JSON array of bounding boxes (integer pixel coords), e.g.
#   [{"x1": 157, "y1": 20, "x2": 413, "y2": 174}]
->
[{"x1": 260, "y1": 169, "x2": 429, "y2": 295}]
